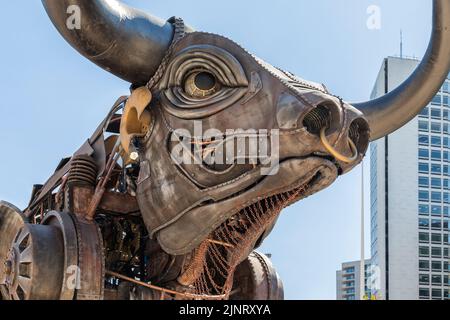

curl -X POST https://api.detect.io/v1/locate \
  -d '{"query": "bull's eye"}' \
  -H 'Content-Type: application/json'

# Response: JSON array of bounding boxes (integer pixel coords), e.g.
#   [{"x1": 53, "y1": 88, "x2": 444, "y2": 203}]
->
[{"x1": 184, "y1": 71, "x2": 221, "y2": 98}]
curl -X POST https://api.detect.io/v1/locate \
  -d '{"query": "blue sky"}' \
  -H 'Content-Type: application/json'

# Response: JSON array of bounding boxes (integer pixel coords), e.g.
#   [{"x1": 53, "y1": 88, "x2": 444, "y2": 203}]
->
[{"x1": 0, "y1": 1, "x2": 431, "y2": 299}]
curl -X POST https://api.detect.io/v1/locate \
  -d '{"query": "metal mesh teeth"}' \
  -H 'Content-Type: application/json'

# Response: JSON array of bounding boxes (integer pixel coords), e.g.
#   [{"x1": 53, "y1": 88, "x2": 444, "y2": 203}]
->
[{"x1": 177, "y1": 182, "x2": 310, "y2": 298}]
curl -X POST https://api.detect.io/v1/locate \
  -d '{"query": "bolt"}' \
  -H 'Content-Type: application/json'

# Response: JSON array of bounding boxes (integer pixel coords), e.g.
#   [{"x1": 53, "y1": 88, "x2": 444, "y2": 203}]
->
[{"x1": 4, "y1": 260, "x2": 12, "y2": 276}]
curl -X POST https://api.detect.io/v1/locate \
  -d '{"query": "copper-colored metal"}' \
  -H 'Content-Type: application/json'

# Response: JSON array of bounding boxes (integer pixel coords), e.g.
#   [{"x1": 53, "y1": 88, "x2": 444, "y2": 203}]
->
[
  {"x1": 106, "y1": 270, "x2": 226, "y2": 300},
  {"x1": 178, "y1": 240, "x2": 209, "y2": 286},
  {"x1": 2, "y1": 224, "x2": 65, "y2": 300},
  {"x1": 86, "y1": 147, "x2": 121, "y2": 221},
  {"x1": 42, "y1": 212, "x2": 78, "y2": 300},
  {"x1": 231, "y1": 251, "x2": 284, "y2": 300},
  {"x1": 207, "y1": 239, "x2": 234, "y2": 248},
  {"x1": 120, "y1": 87, "x2": 152, "y2": 156},
  {"x1": 99, "y1": 192, "x2": 139, "y2": 215},
  {"x1": 73, "y1": 217, "x2": 105, "y2": 300},
  {"x1": 0, "y1": 202, "x2": 27, "y2": 290},
  {"x1": 67, "y1": 186, "x2": 94, "y2": 217}
]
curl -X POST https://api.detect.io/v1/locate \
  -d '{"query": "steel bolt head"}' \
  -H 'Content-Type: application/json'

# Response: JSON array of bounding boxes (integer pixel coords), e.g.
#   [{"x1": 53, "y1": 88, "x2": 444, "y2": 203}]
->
[
  {"x1": 4, "y1": 260, "x2": 12, "y2": 276},
  {"x1": 130, "y1": 152, "x2": 139, "y2": 161}
]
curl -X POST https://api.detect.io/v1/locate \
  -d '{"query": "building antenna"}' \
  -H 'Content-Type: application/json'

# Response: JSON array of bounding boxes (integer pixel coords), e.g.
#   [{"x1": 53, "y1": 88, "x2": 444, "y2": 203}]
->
[{"x1": 400, "y1": 30, "x2": 403, "y2": 59}]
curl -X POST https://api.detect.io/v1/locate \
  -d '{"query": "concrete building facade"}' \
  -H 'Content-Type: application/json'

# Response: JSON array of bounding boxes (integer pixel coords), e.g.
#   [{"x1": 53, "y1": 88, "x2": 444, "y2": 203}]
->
[{"x1": 370, "y1": 57, "x2": 450, "y2": 300}]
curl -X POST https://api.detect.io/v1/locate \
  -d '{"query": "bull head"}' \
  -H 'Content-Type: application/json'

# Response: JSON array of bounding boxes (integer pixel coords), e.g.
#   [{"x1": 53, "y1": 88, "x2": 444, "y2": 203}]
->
[{"x1": 42, "y1": 0, "x2": 450, "y2": 296}]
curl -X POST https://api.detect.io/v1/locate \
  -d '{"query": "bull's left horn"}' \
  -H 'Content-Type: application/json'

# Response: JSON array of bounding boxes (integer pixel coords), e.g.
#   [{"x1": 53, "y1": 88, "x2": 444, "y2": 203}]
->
[
  {"x1": 42, "y1": 0, "x2": 188, "y2": 84},
  {"x1": 353, "y1": 0, "x2": 450, "y2": 141}
]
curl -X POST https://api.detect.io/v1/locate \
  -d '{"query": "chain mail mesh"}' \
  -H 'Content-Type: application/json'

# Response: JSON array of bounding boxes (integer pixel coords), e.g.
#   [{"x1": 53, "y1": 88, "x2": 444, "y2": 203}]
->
[{"x1": 177, "y1": 183, "x2": 310, "y2": 298}]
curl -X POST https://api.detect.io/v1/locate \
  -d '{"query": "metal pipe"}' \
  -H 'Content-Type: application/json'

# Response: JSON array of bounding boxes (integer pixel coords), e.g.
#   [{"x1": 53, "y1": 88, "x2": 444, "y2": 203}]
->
[
  {"x1": 41, "y1": 0, "x2": 178, "y2": 84},
  {"x1": 354, "y1": 0, "x2": 450, "y2": 141}
]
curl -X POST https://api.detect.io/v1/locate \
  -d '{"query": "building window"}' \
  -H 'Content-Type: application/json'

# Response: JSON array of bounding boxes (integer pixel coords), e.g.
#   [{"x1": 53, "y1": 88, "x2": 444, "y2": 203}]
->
[
  {"x1": 444, "y1": 219, "x2": 449, "y2": 230},
  {"x1": 431, "y1": 233, "x2": 442, "y2": 244},
  {"x1": 431, "y1": 150, "x2": 442, "y2": 161},
  {"x1": 419, "y1": 190, "x2": 430, "y2": 202},
  {"x1": 431, "y1": 136, "x2": 442, "y2": 147},
  {"x1": 419, "y1": 121, "x2": 429, "y2": 132},
  {"x1": 431, "y1": 247, "x2": 442, "y2": 257},
  {"x1": 431, "y1": 108, "x2": 442, "y2": 118},
  {"x1": 419, "y1": 135, "x2": 430, "y2": 146},
  {"x1": 419, "y1": 204, "x2": 430, "y2": 215},
  {"x1": 345, "y1": 288, "x2": 355, "y2": 294},
  {"x1": 344, "y1": 281, "x2": 355, "y2": 287},
  {"x1": 431, "y1": 178, "x2": 442, "y2": 189},
  {"x1": 419, "y1": 246, "x2": 430, "y2": 257},
  {"x1": 420, "y1": 107, "x2": 430, "y2": 117},
  {"x1": 419, "y1": 177, "x2": 429, "y2": 188},
  {"x1": 419, "y1": 260, "x2": 430, "y2": 270},
  {"x1": 445, "y1": 124, "x2": 449, "y2": 135},
  {"x1": 431, "y1": 164, "x2": 442, "y2": 175},
  {"x1": 445, "y1": 247, "x2": 449, "y2": 259},
  {"x1": 431, "y1": 122, "x2": 442, "y2": 133},
  {"x1": 444, "y1": 192, "x2": 449, "y2": 204},
  {"x1": 432, "y1": 95, "x2": 442, "y2": 105},
  {"x1": 344, "y1": 267, "x2": 355, "y2": 274},
  {"x1": 419, "y1": 274, "x2": 430, "y2": 285},
  {"x1": 419, "y1": 163, "x2": 430, "y2": 174},
  {"x1": 431, "y1": 219, "x2": 442, "y2": 229},
  {"x1": 420, "y1": 288, "x2": 430, "y2": 299},
  {"x1": 445, "y1": 109, "x2": 450, "y2": 120},
  {"x1": 432, "y1": 261, "x2": 442, "y2": 272},
  {"x1": 444, "y1": 179, "x2": 449, "y2": 190},
  {"x1": 432, "y1": 275, "x2": 442, "y2": 285},
  {"x1": 431, "y1": 205, "x2": 441, "y2": 216},
  {"x1": 419, "y1": 149, "x2": 429, "y2": 160},
  {"x1": 419, "y1": 232, "x2": 430, "y2": 243},
  {"x1": 445, "y1": 151, "x2": 449, "y2": 162},
  {"x1": 431, "y1": 191, "x2": 442, "y2": 203},
  {"x1": 432, "y1": 289, "x2": 442, "y2": 299},
  {"x1": 419, "y1": 218, "x2": 430, "y2": 229}
]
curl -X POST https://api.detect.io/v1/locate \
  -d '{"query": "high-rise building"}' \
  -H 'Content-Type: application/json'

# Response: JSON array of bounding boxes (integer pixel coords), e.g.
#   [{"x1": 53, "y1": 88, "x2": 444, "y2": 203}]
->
[
  {"x1": 336, "y1": 260, "x2": 371, "y2": 300},
  {"x1": 370, "y1": 56, "x2": 450, "y2": 300}
]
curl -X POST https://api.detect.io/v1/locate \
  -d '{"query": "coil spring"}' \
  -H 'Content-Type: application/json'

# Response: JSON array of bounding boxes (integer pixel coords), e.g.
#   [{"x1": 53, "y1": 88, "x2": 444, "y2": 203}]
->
[
  {"x1": 349, "y1": 121, "x2": 360, "y2": 146},
  {"x1": 67, "y1": 155, "x2": 98, "y2": 187}
]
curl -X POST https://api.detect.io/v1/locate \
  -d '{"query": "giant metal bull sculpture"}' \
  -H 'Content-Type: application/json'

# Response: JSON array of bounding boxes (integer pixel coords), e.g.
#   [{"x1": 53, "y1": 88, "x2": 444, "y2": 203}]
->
[{"x1": 0, "y1": 0, "x2": 449, "y2": 300}]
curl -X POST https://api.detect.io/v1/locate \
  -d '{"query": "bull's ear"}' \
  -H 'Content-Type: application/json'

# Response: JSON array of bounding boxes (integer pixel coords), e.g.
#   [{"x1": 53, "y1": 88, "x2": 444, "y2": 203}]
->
[
  {"x1": 120, "y1": 87, "x2": 152, "y2": 158},
  {"x1": 41, "y1": 0, "x2": 188, "y2": 84}
]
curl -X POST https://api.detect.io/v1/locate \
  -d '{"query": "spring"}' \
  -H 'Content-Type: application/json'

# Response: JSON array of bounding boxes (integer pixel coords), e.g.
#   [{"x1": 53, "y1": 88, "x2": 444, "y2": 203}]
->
[
  {"x1": 303, "y1": 105, "x2": 331, "y2": 134},
  {"x1": 67, "y1": 155, "x2": 98, "y2": 187}
]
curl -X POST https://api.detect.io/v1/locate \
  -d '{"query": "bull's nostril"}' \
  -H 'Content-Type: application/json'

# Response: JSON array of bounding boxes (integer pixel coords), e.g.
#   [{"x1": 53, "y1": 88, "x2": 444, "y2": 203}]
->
[
  {"x1": 303, "y1": 105, "x2": 331, "y2": 135},
  {"x1": 349, "y1": 118, "x2": 370, "y2": 153}
]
